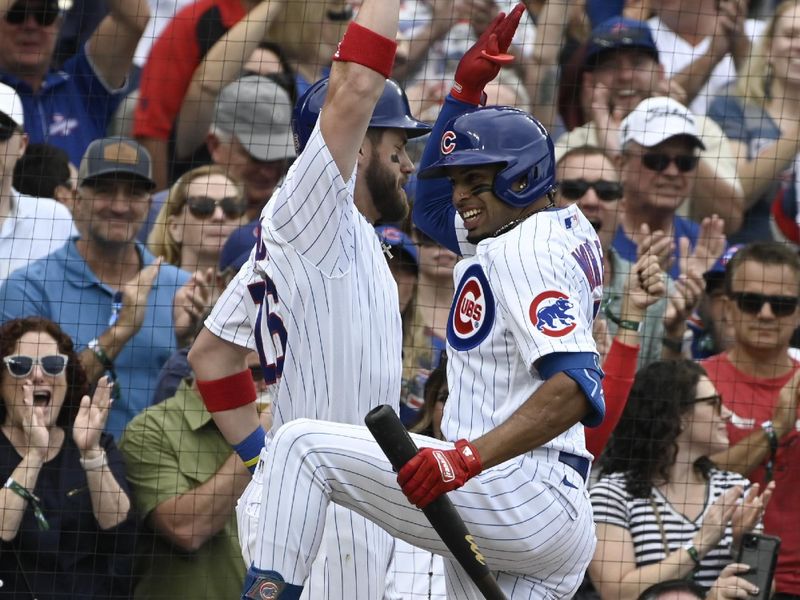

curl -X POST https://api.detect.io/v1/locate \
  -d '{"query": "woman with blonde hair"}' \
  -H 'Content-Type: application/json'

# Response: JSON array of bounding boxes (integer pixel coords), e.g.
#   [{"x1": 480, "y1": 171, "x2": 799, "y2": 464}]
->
[
  {"x1": 708, "y1": 0, "x2": 800, "y2": 243},
  {"x1": 147, "y1": 165, "x2": 247, "y2": 273}
]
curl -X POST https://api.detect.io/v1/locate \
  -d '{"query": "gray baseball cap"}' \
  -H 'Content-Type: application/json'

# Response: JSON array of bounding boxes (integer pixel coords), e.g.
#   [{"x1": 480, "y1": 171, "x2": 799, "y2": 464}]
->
[
  {"x1": 78, "y1": 137, "x2": 156, "y2": 189},
  {"x1": 213, "y1": 75, "x2": 296, "y2": 162}
]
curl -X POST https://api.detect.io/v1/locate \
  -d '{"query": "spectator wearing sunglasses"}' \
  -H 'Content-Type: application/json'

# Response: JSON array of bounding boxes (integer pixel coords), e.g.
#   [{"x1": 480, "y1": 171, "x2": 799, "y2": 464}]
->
[
  {"x1": 615, "y1": 97, "x2": 727, "y2": 280},
  {"x1": 702, "y1": 241, "x2": 800, "y2": 599},
  {"x1": 0, "y1": 0, "x2": 149, "y2": 166},
  {"x1": 0, "y1": 83, "x2": 76, "y2": 281},
  {"x1": 147, "y1": 165, "x2": 246, "y2": 274},
  {"x1": 0, "y1": 316, "x2": 137, "y2": 599},
  {"x1": 118, "y1": 349, "x2": 270, "y2": 599},
  {"x1": 554, "y1": 17, "x2": 744, "y2": 237},
  {"x1": 590, "y1": 359, "x2": 770, "y2": 598},
  {"x1": 0, "y1": 137, "x2": 192, "y2": 440}
]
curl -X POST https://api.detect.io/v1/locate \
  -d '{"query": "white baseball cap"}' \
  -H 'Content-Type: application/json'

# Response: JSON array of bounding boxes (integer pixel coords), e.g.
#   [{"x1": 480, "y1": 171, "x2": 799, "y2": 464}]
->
[
  {"x1": 620, "y1": 96, "x2": 704, "y2": 150},
  {"x1": 0, "y1": 82, "x2": 24, "y2": 128}
]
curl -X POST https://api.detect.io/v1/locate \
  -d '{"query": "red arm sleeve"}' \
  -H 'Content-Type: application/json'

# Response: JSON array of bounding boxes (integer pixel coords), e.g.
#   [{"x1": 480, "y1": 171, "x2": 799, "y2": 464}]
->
[{"x1": 586, "y1": 338, "x2": 640, "y2": 460}]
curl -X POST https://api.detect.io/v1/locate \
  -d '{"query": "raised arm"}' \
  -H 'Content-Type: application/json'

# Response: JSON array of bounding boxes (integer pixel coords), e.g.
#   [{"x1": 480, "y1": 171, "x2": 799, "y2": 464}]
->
[
  {"x1": 87, "y1": 0, "x2": 150, "y2": 89},
  {"x1": 175, "y1": 0, "x2": 286, "y2": 159},
  {"x1": 413, "y1": 4, "x2": 525, "y2": 254},
  {"x1": 320, "y1": 0, "x2": 400, "y2": 179}
]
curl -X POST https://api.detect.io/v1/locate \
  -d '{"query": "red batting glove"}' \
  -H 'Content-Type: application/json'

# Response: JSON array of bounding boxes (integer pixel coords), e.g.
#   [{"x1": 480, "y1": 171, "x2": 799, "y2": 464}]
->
[
  {"x1": 397, "y1": 439, "x2": 482, "y2": 509},
  {"x1": 451, "y1": 3, "x2": 525, "y2": 105}
]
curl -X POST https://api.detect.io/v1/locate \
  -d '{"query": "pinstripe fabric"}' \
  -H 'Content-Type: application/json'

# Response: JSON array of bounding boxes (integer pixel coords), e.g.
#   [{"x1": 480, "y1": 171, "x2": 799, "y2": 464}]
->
[
  {"x1": 255, "y1": 419, "x2": 596, "y2": 598},
  {"x1": 207, "y1": 120, "x2": 401, "y2": 599}
]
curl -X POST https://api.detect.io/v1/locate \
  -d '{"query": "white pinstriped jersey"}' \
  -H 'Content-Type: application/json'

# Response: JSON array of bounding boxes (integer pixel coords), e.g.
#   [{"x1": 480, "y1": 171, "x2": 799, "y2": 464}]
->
[
  {"x1": 206, "y1": 118, "x2": 403, "y2": 429},
  {"x1": 442, "y1": 203, "x2": 603, "y2": 458}
]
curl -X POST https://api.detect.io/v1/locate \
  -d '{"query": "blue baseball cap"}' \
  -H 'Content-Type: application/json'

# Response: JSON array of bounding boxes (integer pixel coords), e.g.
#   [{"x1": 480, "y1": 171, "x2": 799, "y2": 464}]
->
[
  {"x1": 219, "y1": 220, "x2": 259, "y2": 272},
  {"x1": 375, "y1": 225, "x2": 418, "y2": 269},
  {"x1": 584, "y1": 17, "x2": 659, "y2": 71},
  {"x1": 703, "y1": 245, "x2": 743, "y2": 289}
]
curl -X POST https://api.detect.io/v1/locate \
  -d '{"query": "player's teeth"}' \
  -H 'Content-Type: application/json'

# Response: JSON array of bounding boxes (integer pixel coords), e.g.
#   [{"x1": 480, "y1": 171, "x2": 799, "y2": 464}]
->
[{"x1": 462, "y1": 209, "x2": 481, "y2": 220}]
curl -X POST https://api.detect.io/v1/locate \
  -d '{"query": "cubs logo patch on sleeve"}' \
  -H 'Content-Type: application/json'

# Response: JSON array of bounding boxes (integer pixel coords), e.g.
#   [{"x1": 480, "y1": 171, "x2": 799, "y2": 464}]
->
[
  {"x1": 447, "y1": 264, "x2": 495, "y2": 350},
  {"x1": 529, "y1": 290, "x2": 577, "y2": 337}
]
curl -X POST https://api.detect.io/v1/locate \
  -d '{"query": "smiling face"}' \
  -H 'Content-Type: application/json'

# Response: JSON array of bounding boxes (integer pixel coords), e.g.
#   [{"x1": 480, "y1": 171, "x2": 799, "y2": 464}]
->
[
  {"x1": 449, "y1": 164, "x2": 537, "y2": 244},
  {"x1": 583, "y1": 49, "x2": 665, "y2": 118},
  {"x1": 75, "y1": 176, "x2": 152, "y2": 246},
  {"x1": 1, "y1": 330, "x2": 67, "y2": 430}
]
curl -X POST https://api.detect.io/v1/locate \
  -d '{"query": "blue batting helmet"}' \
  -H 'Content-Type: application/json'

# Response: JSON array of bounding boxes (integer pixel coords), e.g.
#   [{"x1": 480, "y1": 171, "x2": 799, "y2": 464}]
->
[
  {"x1": 292, "y1": 78, "x2": 432, "y2": 154},
  {"x1": 418, "y1": 106, "x2": 557, "y2": 208}
]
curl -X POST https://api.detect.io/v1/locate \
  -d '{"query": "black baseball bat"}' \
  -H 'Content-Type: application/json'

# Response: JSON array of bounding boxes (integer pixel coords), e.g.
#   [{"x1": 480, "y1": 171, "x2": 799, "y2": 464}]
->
[{"x1": 365, "y1": 404, "x2": 507, "y2": 600}]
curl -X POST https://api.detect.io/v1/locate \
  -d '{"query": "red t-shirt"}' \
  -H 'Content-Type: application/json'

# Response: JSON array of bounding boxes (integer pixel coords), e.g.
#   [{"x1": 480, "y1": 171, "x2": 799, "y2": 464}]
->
[
  {"x1": 133, "y1": 0, "x2": 247, "y2": 140},
  {"x1": 703, "y1": 352, "x2": 800, "y2": 595}
]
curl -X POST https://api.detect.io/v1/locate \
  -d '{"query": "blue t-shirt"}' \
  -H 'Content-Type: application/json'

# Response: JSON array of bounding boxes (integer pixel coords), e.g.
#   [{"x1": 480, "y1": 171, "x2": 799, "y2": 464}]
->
[
  {"x1": 1, "y1": 43, "x2": 129, "y2": 166},
  {"x1": 707, "y1": 93, "x2": 784, "y2": 244},
  {"x1": 612, "y1": 216, "x2": 701, "y2": 279},
  {"x1": 0, "y1": 240, "x2": 190, "y2": 439}
]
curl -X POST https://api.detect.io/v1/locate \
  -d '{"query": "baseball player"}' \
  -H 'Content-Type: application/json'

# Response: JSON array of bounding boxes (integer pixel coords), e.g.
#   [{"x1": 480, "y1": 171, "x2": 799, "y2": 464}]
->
[
  {"x1": 186, "y1": 0, "x2": 431, "y2": 597},
  {"x1": 235, "y1": 6, "x2": 605, "y2": 599}
]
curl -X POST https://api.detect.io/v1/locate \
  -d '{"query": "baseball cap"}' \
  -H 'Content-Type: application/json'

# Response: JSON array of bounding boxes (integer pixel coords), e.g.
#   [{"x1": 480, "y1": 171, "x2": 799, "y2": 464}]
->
[
  {"x1": 219, "y1": 220, "x2": 259, "y2": 272},
  {"x1": 0, "y1": 82, "x2": 24, "y2": 128},
  {"x1": 703, "y1": 244, "x2": 742, "y2": 291},
  {"x1": 620, "y1": 97, "x2": 706, "y2": 150},
  {"x1": 213, "y1": 75, "x2": 296, "y2": 162},
  {"x1": 375, "y1": 225, "x2": 418, "y2": 269},
  {"x1": 584, "y1": 17, "x2": 659, "y2": 71},
  {"x1": 78, "y1": 136, "x2": 156, "y2": 189}
]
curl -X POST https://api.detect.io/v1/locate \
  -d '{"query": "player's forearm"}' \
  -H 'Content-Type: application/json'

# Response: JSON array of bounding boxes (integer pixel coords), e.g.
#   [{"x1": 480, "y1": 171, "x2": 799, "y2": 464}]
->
[
  {"x1": 472, "y1": 373, "x2": 589, "y2": 469},
  {"x1": 149, "y1": 453, "x2": 251, "y2": 552}
]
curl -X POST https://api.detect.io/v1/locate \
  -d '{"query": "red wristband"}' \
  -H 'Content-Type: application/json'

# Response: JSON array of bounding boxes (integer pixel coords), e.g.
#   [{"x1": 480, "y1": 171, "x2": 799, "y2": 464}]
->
[
  {"x1": 332, "y1": 22, "x2": 397, "y2": 79},
  {"x1": 196, "y1": 370, "x2": 257, "y2": 413}
]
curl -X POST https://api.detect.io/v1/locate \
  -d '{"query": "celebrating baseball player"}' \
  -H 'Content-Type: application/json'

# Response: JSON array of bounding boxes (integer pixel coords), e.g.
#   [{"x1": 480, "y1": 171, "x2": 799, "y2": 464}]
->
[
  {"x1": 186, "y1": 0, "x2": 431, "y2": 596},
  {"x1": 225, "y1": 4, "x2": 606, "y2": 599}
]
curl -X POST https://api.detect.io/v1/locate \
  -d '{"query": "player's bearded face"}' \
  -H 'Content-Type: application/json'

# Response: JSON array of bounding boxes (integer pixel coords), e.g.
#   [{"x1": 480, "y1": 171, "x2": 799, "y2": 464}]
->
[{"x1": 365, "y1": 144, "x2": 409, "y2": 223}]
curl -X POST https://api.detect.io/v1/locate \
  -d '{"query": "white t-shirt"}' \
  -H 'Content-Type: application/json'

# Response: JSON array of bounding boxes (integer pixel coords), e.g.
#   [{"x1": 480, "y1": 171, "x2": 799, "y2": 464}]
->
[
  {"x1": 0, "y1": 190, "x2": 77, "y2": 281},
  {"x1": 648, "y1": 16, "x2": 766, "y2": 116}
]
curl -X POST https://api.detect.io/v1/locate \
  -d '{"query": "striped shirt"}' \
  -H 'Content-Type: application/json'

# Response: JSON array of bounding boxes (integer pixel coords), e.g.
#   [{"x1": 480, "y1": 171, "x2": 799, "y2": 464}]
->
[{"x1": 590, "y1": 469, "x2": 750, "y2": 589}]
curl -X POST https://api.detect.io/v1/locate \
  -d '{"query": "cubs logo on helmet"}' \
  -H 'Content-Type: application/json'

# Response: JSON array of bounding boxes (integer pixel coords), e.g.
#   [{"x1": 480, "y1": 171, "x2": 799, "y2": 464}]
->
[
  {"x1": 440, "y1": 130, "x2": 457, "y2": 155},
  {"x1": 529, "y1": 290, "x2": 577, "y2": 338},
  {"x1": 447, "y1": 264, "x2": 495, "y2": 350}
]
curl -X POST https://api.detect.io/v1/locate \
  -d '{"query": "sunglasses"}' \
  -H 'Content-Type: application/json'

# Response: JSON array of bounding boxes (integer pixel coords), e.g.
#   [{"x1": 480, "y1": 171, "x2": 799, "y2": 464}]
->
[
  {"x1": 640, "y1": 153, "x2": 699, "y2": 173},
  {"x1": 729, "y1": 291, "x2": 799, "y2": 318},
  {"x1": 186, "y1": 196, "x2": 246, "y2": 220},
  {"x1": 559, "y1": 179, "x2": 623, "y2": 202},
  {"x1": 4, "y1": 2, "x2": 59, "y2": 26},
  {"x1": 688, "y1": 394, "x2": 723, "y2": 415},
  {"x1": 3, "y1": 354, "x2": 68, "y2": 378}
]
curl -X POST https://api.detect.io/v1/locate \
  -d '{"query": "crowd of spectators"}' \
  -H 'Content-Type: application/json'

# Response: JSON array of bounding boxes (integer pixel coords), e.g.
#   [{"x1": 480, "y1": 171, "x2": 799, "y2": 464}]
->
[{"x1": 0, "y1": 0, "x2": 798, "y2": 598}]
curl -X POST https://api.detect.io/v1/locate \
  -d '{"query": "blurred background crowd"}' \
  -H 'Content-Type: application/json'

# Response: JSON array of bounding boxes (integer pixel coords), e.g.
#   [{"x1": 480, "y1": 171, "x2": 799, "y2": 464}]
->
[{"x1": 0, "y1": 0, "x2": 799, "y2": 598}]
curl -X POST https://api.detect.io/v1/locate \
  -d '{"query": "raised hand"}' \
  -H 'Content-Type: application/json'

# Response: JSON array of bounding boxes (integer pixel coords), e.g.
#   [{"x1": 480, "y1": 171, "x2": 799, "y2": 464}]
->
[
  {"x1": 731, "y1": 481, "x2": 774, "y2": 553},
  {"x1": 173, "y1": 268, "x2": 216, "y2": 347},
  {"x1": 451, "y1": 3, "x2": 525, "y2": 104},
  {"x1": 73, "y1": 377, "x2": 114, "y2": 456},
  {"x1": 20, "y1": 380, "x2": 49, "y2": 459},
  {"x1": 115, "y1": 257, "x2": 163, "y2": 336},
  {"x1": 694, "y1": 485, "x2": 743, "y2": 556},
  {"x1": 683, "y1": 214, "x2": 727, "y2": 278}
]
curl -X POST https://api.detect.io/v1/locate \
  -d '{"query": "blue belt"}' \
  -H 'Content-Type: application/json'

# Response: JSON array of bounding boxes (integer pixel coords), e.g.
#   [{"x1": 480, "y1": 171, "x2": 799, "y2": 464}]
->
[{"x1": 558, "y1": 452, "x2": 590, "y2": 483}]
